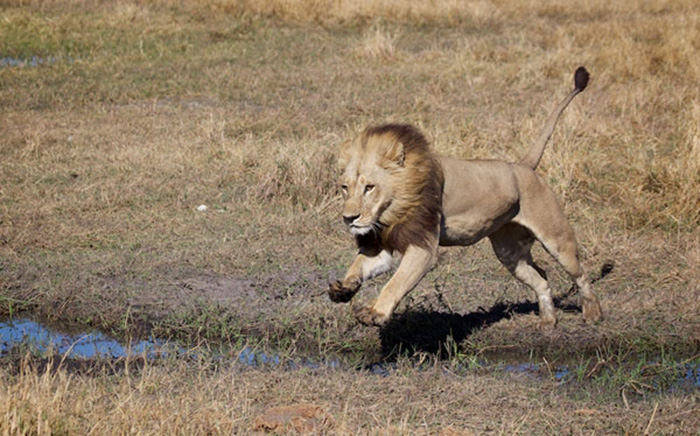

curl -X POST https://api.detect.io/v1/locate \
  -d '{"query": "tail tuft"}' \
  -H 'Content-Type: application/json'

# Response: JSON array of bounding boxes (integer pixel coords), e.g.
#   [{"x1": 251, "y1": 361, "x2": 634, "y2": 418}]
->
[
  {"x1": 520, "y1": 66, "x2": 590, "y2": 170},
  {"x1": 575, "y1": 67, "x2": 589, "y2": 91}
]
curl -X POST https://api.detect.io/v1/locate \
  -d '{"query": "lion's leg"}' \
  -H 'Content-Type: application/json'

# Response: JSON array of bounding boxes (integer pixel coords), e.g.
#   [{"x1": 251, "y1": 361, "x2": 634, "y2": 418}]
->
[
  {"x1": 537, "y1": 232, "x2": 603, "y2": 323},
  {"x1": 515, "y1": 204, "x2": 603, "y2": 323},
  {"x1": 575, "y1": 272, "x2": 603, "y2": 322},
  {"x1": 353, "y1": 243, "x2": 436, "y2": 326},
  {"x1": 328, "y1": 249, "x2": 393, "y2": 303},
  {"x1": 489, "y1": 223, "x2": 557, "y2": 327},
  {"x1": 512, "y1": 167, "x2": 603, "y2": 323}
]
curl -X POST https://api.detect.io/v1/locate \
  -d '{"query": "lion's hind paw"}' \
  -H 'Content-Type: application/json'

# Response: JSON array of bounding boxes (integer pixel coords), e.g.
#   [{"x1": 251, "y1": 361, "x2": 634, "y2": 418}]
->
[{"x1": 582, "y1": 298, "x2": 604, "y2": 323}]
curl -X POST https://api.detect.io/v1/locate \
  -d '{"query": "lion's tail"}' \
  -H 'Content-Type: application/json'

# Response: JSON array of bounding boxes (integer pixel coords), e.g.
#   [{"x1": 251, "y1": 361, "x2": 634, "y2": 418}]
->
[{"x1": 520, "y1": 67, "x2": 589, "y2": 170}]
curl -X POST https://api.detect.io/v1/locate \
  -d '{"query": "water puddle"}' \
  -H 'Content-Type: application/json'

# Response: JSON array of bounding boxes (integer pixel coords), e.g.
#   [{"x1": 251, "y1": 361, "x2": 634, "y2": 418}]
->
[
  {"x1": 0, "y1": 318, "x2": 339, "y2": 369},
  {"x1": 0, "y1": 56, "x2": 61, "y2": 68},
  {"x1": 500, "y1": 360, "x2": 700, "y2": 390},
  {"x1": 1, "y1": 318, "x2": 698, "y2": 390},
  {"x1": 0, "y1": 318, "x2": 178, "y2": 359}
]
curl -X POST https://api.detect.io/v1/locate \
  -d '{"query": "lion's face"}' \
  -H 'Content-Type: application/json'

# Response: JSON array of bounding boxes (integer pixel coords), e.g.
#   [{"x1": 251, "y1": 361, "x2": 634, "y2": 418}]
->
[{"x1": 338, "y1": 134, "x2": 404, "y2": 236}]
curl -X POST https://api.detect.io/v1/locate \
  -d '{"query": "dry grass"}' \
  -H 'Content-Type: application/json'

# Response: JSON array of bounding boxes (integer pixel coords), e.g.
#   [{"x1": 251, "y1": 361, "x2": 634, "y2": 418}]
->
[
  {"x1": 1, "y1": 353, "x2": 698, "y2": 434},
  {"x1": 1, "y1": 0, "x2": 700, "y2": 432},
  {"x1": 356, "y1": 23, "x2": 399, "y2": 60}
]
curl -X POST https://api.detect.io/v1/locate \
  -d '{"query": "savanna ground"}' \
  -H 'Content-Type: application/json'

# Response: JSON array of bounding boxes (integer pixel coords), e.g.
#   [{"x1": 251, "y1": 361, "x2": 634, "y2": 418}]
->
[{"x1": 1, "y1": 0, "x2": 699, "y2": 433}]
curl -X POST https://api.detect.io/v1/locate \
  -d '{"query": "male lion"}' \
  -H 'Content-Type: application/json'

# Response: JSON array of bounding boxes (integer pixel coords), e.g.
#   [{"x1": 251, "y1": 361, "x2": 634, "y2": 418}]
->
[{"x1": 329, "y1": 67, "x2": 603, "y2": 328}]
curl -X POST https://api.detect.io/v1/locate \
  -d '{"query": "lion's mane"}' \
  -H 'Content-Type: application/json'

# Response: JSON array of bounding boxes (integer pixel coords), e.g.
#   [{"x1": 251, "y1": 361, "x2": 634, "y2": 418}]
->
[{"x1": 358, "y1": 124, "x2": 444, "y2": 253}]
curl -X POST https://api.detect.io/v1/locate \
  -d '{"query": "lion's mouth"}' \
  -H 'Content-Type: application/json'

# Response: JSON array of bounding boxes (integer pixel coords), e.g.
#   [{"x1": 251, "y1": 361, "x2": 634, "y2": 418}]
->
[
  {"x1": 348, "y1": 218, "x2": 385, "y2": 236},
  {"x1": 349, "y1": 224, "x2": 373, "y2": 236}
]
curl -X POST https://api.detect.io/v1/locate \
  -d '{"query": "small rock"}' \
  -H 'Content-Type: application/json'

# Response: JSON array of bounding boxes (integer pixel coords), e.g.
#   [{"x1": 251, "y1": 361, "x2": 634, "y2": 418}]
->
[
  {"x1": 440, "y1": 426, "x2": 476, "y2": 436},
  {"x1": 196, "y1": 204, "x2": 208, "y2": 212},
  {"x1": 253, "y1": 403, "x2": 334, "y2": 433}
]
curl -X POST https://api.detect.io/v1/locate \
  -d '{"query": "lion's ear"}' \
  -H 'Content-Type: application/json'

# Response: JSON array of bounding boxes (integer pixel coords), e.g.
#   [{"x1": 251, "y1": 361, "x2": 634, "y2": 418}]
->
[{"x1": 386, "y1": 140, "x2": 405, "y2": 167}]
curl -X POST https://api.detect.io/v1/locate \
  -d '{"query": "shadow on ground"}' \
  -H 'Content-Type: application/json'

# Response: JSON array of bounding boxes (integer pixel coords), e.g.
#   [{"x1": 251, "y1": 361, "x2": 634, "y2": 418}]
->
[
  {"x1": 379, "y1": 297, "x2": 581, "y2": 359},
  {"x1": 379, "y1": 263, "x2": 615, "y2": 359}
]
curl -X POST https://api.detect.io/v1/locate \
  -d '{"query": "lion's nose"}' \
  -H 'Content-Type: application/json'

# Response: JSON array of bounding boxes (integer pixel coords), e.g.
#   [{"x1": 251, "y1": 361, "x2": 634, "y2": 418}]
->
[{"x1": 343, "y1": 214, "x2": 360, "y2": 226}]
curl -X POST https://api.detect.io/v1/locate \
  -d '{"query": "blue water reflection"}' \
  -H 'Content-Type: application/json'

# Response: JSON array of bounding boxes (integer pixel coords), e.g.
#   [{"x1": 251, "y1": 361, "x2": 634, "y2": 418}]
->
[
  {"x1": 0, "y1": 56, "x2": 60, "y2": 68},
  {"x1": 0, "y1": 318, "x2": 327, "y2": 370},
  {"x1": 502, "y1": 360, "x2": 699, "y2": 389},
  {"x1": 0, "y1": 318, "x2": 175, "y2": 359},
  {"x1": 237, "y1": 346, "x2": 281, "y2": 366},
  {"x1": 1, "y1": 318, "x2": 698, "y2": 389},
  {"x1": 681, "y1": 363, "x2": 700, "y2": 389}
]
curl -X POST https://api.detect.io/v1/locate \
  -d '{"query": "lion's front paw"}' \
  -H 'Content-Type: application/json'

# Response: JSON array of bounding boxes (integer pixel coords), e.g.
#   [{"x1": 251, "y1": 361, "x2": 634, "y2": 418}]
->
[
  {"x1": 328, "y1": 279, "x2": 360, "y2": 303},
  {"x1": 352, "y1": 304, "x2": 388, "y2": 327}
]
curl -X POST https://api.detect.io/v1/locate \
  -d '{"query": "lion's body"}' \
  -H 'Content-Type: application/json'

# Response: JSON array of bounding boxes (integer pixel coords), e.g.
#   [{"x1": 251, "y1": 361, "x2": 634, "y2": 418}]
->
[
  {"x1": 329, "y1": 68, "x2": 603, "y2": 327},
  {"x1": 440, "y1": 157, "x2": 520, "y2": 246}
]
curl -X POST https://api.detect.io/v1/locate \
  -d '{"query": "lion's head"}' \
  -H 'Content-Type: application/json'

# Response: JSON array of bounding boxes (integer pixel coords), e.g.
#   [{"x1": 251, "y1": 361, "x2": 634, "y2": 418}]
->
[{"x1": 338, "y1": 124, "x2": 444, "y2": 253}]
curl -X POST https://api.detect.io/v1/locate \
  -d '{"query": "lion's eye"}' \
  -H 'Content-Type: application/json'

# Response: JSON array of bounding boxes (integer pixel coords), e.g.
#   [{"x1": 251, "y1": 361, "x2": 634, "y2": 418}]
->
[
  {"x1": 341, "y1": 184, "x2": 348, "y2": 193},
  {"x1": 364, "y1": 184, "x2": 375, "y2": 194}
]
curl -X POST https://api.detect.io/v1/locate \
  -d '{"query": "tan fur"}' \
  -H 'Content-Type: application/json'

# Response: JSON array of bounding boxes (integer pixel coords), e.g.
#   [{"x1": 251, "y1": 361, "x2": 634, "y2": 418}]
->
[{"x1": 329, "y1": 68, "x2": 603, "y2": 328}]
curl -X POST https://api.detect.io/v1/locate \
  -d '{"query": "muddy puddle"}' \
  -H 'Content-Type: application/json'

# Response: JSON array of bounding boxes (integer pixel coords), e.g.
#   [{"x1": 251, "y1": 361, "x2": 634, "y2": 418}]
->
[
  {"x1": 1, "y1": 318, "x2": 698, "y2": 390},
  {"x1": 0, "y1": 318, "x2": 339, "y2": 369},
  {"x1": 0, "y1": 318, "x2": 177, "y2": 359},
  {"x1": 0, "y1": 56, "x2": 62, "y2": 68}
]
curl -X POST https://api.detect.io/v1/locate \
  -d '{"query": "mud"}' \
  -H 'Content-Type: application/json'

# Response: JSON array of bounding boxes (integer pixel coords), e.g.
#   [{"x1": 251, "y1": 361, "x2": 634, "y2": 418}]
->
[
  {"x1": 124, "y1": 270, "x2": 328, "y2": 321},
  {"x1": 2, "y1": 317, "x2": 698, "y2": 392}
]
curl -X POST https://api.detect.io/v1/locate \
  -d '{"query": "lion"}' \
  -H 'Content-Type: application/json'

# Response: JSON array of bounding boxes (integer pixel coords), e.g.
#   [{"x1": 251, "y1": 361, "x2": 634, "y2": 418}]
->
[{"x1": 329, "y1": 67, "x2": 603, "y2": 328}]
